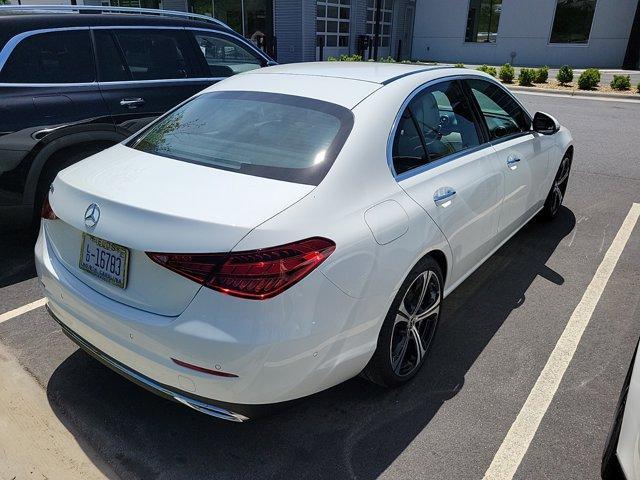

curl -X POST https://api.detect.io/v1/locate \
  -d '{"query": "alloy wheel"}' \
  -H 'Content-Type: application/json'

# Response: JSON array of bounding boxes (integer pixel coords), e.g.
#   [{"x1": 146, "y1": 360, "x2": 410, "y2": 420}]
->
[
  {"x1": 550, "y1": 156, "x2": 571, "y2": 216},
  {"x1": 390, "y1": 270, "x2": 441, "y2": 377}
]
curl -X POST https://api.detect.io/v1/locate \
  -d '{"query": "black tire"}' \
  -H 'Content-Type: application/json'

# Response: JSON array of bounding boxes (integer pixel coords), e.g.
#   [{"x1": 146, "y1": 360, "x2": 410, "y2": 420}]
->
[
  {"x1": 362, "y1": 256, "x2": 443, "y2": 388},
  {"x1": 601, "y1": 342, "x2": 638, "y2": 479},
  {"x1": 540, "y1": 153, "x2": 572, "y2": 221}
]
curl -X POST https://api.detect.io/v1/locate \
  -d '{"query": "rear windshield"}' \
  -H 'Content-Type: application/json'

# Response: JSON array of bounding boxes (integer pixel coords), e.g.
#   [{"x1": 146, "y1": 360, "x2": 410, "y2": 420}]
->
[{"x1": 129, "y1": 91, "x2": 354, "y2": 185}]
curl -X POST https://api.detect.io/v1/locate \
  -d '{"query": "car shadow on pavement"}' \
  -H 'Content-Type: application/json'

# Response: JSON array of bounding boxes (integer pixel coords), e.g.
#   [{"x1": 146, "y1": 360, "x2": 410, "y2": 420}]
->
[
  {"x1": 45, "y1": 207, "x2": 576, "y2": 480},
  {"x1": 0, "y1": 228, "x2": 37, "y2": 288}
]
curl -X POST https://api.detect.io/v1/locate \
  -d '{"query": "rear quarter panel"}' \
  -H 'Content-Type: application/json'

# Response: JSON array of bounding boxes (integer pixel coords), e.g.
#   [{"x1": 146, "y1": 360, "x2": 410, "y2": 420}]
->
[
  {"x1": 0, "y1": 84, "x2": 115, "y2": 208},
  {"x1": 231, "y1": 78, "x2": 452, "y2": 381}
]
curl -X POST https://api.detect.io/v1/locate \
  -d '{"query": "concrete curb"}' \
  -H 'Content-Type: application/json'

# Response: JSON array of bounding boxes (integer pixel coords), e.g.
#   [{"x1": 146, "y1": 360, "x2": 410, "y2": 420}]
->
[{"x1": 507, "y1": 85, "x2": 640, "y2": 100}]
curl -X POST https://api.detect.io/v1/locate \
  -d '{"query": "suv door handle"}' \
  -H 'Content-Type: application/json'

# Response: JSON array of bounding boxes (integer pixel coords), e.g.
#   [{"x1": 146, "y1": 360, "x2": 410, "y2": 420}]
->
[
  {"x1": 433, "y1": 187, "x2": 456, "y2": 207},
  {"x1": 120, "y1": 98, "x2": 145, "y2": 109}
]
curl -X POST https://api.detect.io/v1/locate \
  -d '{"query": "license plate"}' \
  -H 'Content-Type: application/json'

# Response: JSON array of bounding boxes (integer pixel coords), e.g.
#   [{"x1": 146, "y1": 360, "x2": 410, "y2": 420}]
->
[{"x1": 79, "y1": 233, "x2": 130, "y2": 289}]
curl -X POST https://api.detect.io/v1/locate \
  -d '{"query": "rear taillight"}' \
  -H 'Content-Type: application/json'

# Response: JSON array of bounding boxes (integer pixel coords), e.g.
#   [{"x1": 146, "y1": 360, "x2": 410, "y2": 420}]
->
[
  {"x1": 41, "y1": 194, "x2": 58, "y2": 220},
  {"x1": 147, "y1": 237, "x2": 336, "y2": 300}
]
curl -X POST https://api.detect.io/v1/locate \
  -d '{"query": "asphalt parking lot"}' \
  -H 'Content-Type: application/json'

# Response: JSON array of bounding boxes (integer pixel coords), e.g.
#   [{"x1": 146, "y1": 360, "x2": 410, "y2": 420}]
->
[{"x1": 1, "y1": 92, "x2": 639, "y2": 480}]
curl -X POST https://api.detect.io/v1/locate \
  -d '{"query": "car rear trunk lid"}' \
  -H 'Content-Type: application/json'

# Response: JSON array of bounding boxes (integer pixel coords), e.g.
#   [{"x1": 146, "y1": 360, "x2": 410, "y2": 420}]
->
[{"x1": 46, "y1": 145, "x2": 314, "y2": 316}]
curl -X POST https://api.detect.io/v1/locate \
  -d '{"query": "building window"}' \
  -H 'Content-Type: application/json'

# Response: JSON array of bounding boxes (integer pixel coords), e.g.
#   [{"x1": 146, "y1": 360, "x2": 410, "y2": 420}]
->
[
  {"x1": 105, "y1": 0, "x2": 161, "y2": 8},
  {"x1": 317, "y1": 0, "x2": 351, "y2": 48},
  {"x1": 465, "y1": 0, "x2": 502, "y2": 43},
  {"x1": 366, "y1": 0, "x2": 392, "y2": 48},
  {"x1": 550, "y1": 0, "x2": 597, "y2": 44},
  {"x1": 186, "y1": 1, "x2": 274, "y2": 42}
]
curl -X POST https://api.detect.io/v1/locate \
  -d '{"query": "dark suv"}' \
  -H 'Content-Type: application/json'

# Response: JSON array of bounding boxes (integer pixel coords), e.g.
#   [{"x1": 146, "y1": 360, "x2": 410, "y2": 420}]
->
[{"x1": 0, "y1": 8, "x2": 273, "y2": 228}]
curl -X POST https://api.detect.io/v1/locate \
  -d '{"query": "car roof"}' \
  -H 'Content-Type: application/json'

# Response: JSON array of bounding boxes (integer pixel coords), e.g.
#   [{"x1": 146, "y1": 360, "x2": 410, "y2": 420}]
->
[
  {"x1": 0, "y1": 13, "x2": 231, "y2": 48},
  {"x1": 245, "y1": 62, "x2": 450, "y2": 85},
  {"x1": 205, "y1": 64, "x2": 477, "y2": 110}
]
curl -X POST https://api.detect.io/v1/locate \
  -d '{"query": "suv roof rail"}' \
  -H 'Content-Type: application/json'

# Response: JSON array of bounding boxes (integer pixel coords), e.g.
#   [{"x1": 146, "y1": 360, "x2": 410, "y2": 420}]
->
[{"x1": 0, "y1": 4, "x2": 232, "y2": 30}]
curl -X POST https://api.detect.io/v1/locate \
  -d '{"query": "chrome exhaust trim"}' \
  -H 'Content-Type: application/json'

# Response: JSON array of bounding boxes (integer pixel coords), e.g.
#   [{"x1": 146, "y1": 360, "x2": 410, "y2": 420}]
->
[{"x1": 48, "y1": 306, "x2": 249, "y2": 422}]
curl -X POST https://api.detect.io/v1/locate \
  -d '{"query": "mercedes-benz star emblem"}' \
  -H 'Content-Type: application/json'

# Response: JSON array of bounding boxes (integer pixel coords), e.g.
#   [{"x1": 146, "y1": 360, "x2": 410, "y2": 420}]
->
[{"x1": 84, "y1": 203, "x2": 100, "y2": 228}]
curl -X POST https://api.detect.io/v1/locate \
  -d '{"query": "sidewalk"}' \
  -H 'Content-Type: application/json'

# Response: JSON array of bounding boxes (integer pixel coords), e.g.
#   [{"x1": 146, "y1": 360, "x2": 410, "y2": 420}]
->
[
  {"x1": 508, "y1": 85, "x2": 640, "y2": 101},
  {"x1": 0, "y1": 343, "x2": 117, "y2": 480}
]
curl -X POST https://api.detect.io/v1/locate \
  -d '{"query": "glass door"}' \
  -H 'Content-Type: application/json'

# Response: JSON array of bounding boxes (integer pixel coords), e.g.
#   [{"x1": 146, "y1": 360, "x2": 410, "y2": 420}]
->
[
  {"x1": 316, "y1": 0, "x2": 351, "y2": 60},
  {"x1": 187, "y1": 0, "x2": 274, "y2": 56},
  {"x1": 188, "y1": 0, "x2": 214, "y2": 17},
  {"x1": 366, "y1": 0, "x2": 393, "y2": 59}
]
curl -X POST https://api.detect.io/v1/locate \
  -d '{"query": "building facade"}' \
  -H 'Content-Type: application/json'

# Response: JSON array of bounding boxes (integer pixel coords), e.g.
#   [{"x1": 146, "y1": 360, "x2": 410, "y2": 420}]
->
[
  {"x1": 8, "y1": 0, "x2": 640, "y2": 68},
  {"x1": 8, "y1": 0, "x2": 417, "y2": 63},
  {"x1": 412, "y1": 0, "x2": 640, "y2": 68}
]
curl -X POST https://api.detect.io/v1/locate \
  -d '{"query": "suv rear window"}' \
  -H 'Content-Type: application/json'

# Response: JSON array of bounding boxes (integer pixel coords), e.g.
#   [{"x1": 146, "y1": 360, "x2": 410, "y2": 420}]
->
[
  {"x1": 129, "y1": 91, "x2": 354, "y2": 185},
  {"x1": 0, "y1": 30, "x2": 94, "y2": 84}
]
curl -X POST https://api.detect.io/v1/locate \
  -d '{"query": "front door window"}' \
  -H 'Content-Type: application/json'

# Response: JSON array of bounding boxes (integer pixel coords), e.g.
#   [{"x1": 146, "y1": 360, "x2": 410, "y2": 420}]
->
[
  {"x1": 466, "y1": 79, "x2": 531, "y2": 140},
  {"x1": 192, "y1": 32, "x2": 263, "y2": 77}
]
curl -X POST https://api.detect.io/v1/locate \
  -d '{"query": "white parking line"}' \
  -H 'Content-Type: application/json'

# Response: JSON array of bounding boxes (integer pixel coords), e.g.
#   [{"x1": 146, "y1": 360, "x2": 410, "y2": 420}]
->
[
  {"x1": 0, "y1": 298, "x2": 47, "y2": 324},
  {"x1": 484, "y1": 202, "x2": 640, "y2": 480}
]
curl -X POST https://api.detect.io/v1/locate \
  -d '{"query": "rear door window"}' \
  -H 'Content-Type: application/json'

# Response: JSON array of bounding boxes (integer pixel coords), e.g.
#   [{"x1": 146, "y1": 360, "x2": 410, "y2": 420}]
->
[
  {"x1": 112, "y1": 29, "x2": 196, "y2": 81},
  {"x1": 392, "y1": 80, "x2": 481, "y2": 175},
  {"x1": 129, "y1": 91, "x2": 353, "y2": 185},
  {"x1": 191, "y1": 32, "x2": 263, "y2": 77},
  {"x1": 0, "y1": 30, "x2": 95, "y2": 83}
]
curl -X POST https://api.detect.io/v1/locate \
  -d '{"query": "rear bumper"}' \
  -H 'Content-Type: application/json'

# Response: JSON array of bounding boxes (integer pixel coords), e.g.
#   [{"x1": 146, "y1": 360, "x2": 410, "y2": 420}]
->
[
  {"x1": 48, "y1": 305, "x2": 250, "y2": 422},
  {"x1": 36, "y1": 221, "x2": 379, "y2": 411}
]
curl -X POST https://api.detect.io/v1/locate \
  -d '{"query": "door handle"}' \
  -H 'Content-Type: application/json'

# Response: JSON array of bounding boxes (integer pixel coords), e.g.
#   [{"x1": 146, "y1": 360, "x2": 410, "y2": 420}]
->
[
  {"x1": 433, "y1": 187, "x2": 456, "y2": 207},
  {"x1": 506, "y1": 155, "x2": 521, "y2": 169},
  {"x1": 120, "y1": 97, "x2": 145, "y2": 109}
]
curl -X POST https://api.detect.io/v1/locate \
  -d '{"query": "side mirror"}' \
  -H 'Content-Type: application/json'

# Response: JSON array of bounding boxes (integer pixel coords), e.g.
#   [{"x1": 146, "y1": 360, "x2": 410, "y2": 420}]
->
[{"x1": 533, "y1": 111, "x2": 560, "y2": 135}]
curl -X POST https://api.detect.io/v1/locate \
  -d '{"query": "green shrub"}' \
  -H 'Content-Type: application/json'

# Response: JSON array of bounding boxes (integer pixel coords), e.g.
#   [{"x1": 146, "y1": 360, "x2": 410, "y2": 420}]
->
[
  {"x1": 499, "y1": 63, "x2": 515, "y2": 83},
  {"x1": 518, "y1": 68, "x2": 535, "y2": 86},
  {"x1": 327, "y1": 54, "x2": 363, "y2": 62},
  {"x1": 577, "y1": 68, "x2": 601, "y2": 90},
  {"x1": 454, "y1": 62, "x2": 465, "y2": 68},
  {"x1": 610, "y1": 74, "x2": 631, "y2": 91},
  {"x1": 477, "y1": 64, "x2": 497, "y2": 77},
  {"x1": 400, "y1": 59, "x2": 413, "y2": 64},
  {"x1": 534, "y1": 66, "x2": 549, "y2": 83},
  {"x1": 378, "y1": 56, "x2": 396, "y2": 63},
  {"x1": 556, "y1": 65, "x2": 573, "y2": 85}
]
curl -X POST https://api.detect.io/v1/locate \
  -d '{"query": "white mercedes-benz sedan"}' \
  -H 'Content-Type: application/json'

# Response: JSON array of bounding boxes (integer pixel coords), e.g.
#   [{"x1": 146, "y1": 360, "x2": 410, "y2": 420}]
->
[{"x1": 36, "y1": 63, "x2": 573, "y2": 422}]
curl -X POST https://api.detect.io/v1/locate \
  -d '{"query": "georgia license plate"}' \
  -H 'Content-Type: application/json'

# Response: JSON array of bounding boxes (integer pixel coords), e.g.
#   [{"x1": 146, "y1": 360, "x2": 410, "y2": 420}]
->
[{"x1": 79, "y1": 233, "x2": 130, "y2": 289}]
